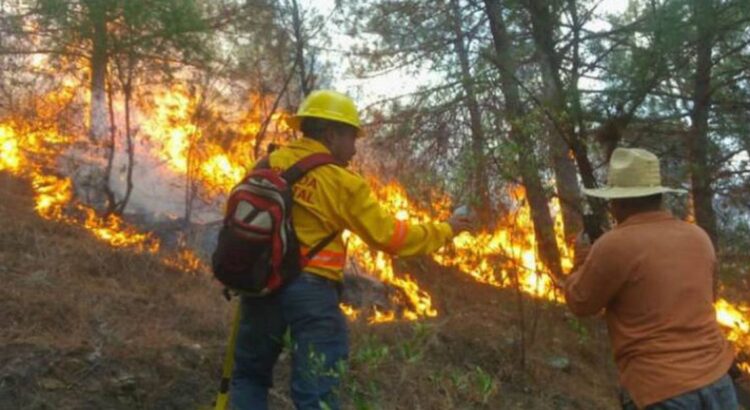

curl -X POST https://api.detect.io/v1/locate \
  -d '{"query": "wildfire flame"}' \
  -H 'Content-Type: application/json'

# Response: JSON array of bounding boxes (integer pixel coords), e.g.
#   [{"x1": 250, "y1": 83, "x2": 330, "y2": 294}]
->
[
  {"x1": 714, "y1": 299, "x2": 750, "y2": 373},
  {"x1": 368, "y1": 181, "x2": 573, "y2": 301},
  {"x1": 344, "y1": 230, "x2": 438, "y2": 322},
  {"x1": 339, "y1": 303, "x2": 360, "y2": 320},
  {"x1": 0, "y1": 125, "x2": 21, "y2": 172},
  {"x1": 1, "y1": 83, "x2": 748, "y2": 374},
  {"x1": 0, "y1": 115, "x2": 161, "y2": 252},
  {"x1": 141, "y1": 88, "x2": 289, "y2": 195},
  {"x1": 132, "y1": 89, "x2": 440, "y2": 323},
  {"x1": 450, "y1": 204, "x2": 572, "y2": 299},
  {"x1": 365, "y1": 179, "x2": 749, "y2": 370},
  {"x1": 716, "y1": 299, "x2": 750, "y2": 338},
  {"x1": 163, "y1": 247, "x2": 210, "y2": 273},
  {"x1": 0, "y1": 114, "x2": 191, "y2": 267}
]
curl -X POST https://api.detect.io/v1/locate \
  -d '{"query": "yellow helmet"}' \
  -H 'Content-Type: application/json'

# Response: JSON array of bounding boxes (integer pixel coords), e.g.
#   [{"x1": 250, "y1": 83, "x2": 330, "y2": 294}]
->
[{"x1": 288, "y1": 90, "x2": 362, "y2": 134}]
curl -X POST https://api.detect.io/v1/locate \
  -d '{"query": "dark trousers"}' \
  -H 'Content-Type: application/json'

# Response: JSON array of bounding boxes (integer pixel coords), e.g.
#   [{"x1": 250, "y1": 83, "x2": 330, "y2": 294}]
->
[
  {"x1": 621, "y1": 373, "x2": 739, "y2": 410},
  {"x1": 229, "y1": 273, "x2": 349, "y2": 410}
]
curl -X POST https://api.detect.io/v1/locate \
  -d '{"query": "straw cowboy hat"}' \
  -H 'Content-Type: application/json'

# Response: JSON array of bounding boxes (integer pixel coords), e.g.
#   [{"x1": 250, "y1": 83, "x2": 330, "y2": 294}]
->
[{"x1": 582, "y1": 148, "x2": 687, "y2": 199}]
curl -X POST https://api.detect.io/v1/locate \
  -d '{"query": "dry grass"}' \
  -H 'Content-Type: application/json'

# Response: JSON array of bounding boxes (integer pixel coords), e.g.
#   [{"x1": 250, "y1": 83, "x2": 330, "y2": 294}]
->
[
  {"x1": 0, "y1": 173, "x2": 229, "y2": 355},
  {"x1": 335, "y1": 261, "x2": 621, "y2": 410},
  {"x1": 0, "y1": 172, "x2": 623, "y2": 409}
]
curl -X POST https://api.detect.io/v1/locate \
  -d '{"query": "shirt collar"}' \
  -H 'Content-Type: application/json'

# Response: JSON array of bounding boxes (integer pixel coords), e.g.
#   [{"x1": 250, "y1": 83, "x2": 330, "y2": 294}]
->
[
  {"x1": 287, "y1": 137, "x2": 332, "y2": 154},
  {"x1": 617, "y1": 210, "x2": 674, "y2": 228}
]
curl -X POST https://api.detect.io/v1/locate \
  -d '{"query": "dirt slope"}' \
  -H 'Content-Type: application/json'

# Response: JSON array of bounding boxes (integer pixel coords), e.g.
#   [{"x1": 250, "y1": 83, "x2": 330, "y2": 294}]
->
[{"x1": 0, "y1": 172, "x2": 621, "y2": 409}]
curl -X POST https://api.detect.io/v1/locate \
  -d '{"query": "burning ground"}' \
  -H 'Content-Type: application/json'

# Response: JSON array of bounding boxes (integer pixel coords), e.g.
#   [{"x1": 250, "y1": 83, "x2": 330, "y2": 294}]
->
[
  {"x1": 1, "y1": 93, "x2": 749, "y2": 409},
  {"x1": 0, "y1": 171, "x2": 626, "y2": 409},
  {"x1": 0, "y1": 85, "x2": 748, "y2": 409}
]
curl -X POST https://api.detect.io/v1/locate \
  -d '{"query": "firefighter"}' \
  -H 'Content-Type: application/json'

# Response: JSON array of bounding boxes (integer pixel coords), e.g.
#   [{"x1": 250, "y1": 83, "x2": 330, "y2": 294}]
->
[
  {"x1": 564, "y1": 148, "x2": 738, "y2": 410},
  {"x1": 230, "y1": 90, "x2": 473, "y2": 410}
]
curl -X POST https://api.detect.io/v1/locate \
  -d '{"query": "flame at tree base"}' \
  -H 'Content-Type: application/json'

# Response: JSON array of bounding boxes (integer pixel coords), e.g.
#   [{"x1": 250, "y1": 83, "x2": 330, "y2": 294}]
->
[
  {"x1": 1, "y1": 84, "x2": 747, "y2": 374},
  {"x1": 356, "y1": 179, "x2": 750, "y2": 374},
  {"x1": 0, "y1": 120, "x2": 206, "y2": 275}
]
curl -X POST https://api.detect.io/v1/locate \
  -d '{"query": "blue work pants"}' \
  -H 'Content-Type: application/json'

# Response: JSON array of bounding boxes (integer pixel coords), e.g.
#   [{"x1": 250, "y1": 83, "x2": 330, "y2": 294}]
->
[
  {"x1": 230, "y1": 273, "x2": 348, "y2": 410},
  {"x1": 621, "y1": 373, "x2": 738, "y2": 410}
]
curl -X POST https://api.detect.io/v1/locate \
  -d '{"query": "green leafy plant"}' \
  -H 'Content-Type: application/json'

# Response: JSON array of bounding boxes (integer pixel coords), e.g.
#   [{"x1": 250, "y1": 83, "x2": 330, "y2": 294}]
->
[
  {"x1": 566, "y1": 316, "x2": 590, "y2": 344},
  {"x1": 449, "y1": 369, "x2": 469, "y2": 392},
  {"x1": 473, "y1": 365, "x2": 496, "y2": 404},
  {"x1": 352, "y1": 334, "x2": 390, "y2": 369}
]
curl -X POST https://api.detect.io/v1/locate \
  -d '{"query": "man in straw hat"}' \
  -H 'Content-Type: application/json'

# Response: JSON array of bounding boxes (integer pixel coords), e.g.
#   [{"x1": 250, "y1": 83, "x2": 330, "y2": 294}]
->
[{"x1": 564, "y1": 148, "x2": 738, "y2": 409}]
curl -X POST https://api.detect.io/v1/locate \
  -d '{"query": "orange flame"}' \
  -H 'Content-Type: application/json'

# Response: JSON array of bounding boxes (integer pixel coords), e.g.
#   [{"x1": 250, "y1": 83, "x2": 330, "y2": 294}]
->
[
  {"x1": 367, "y1": 182, "x2": 572, "y2": 302},
  {"x1": 365, "y1": 179, "x2": 749, "y2": 372},
  {"x1": 339, "y1": 303, "x2": 360, "y2": 320},
  {"x1": 1, "y1": 120, "x2": 168, "y2": 262},
  {"x1": 163, "y1": 248, "x2": 209, "y2": 273},
  {"x1": 3, "y1": 81, "x2": 749, "y2": 374},
  {"x1": 0, "y1": 124, "x2": 22, "y2": 172},
  {"x1": 715, "y1": 299, "x2": 749, "y2": 339},
  {"x1": 141, "y1": 88, "x2": 289, "y2": 195},
  {"x1": 432, "y1": 186, "x2": 573, "y2": 301},
  {"x1": 368, "y1": 306, "x2": 397, "y2": 324},
  {"x1": 133, "y1": 88, "x2": 435, "y2": 323},
  {"x1": 715, "y1": 298, "x2": 750, "y2": 371}
]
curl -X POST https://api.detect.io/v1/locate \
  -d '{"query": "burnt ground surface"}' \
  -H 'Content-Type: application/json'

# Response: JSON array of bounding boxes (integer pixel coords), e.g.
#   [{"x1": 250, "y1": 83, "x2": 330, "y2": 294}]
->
[{"x1": 0, "y1": 171, "x2": 655, "y2": 409}]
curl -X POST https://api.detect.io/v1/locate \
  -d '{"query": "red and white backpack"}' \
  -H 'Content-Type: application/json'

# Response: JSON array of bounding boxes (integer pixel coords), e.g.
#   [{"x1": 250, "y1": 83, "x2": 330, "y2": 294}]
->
[{"x1": 211, "y1": 153, "x2": 339, "y2": 295}]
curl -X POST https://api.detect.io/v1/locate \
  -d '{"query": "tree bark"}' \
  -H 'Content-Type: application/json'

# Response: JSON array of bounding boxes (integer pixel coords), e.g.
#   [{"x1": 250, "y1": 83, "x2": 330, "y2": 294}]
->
[
  {"x1": 88, "y1": 1, "x2": 109, "y2": 142},
  {"x1": 483, "y1": 0, "x2": 563, "y2": 281},
  {"x1": 524, "y1": 0, "x2": 584, "y2": 241},
  {"x1": 523, "y1": 0, "x2": 619, "y2": 237},
  {"x1": 548, "y1": 129, "x2": 582, "y2": 241},
  {"x1": 118, "y1": 79, "x2": 134, "y2": 215},
  {"x1": 290, "y1": 0, "x2": 310, "y2": 96},
  {"x1": 109, "y1": 39, "x2": 137, "y2": 216},
  {"x1": 448, "y1": 0, "x2": 492, "y2": 223},
  {"x1": 688, "y1": 0, "x2": 719, "y2": 248},
  {"x1": 184, "y1": 127, "x2": 196, "y2": 223},
  {"x1": 103, "y1": 74, "x2": 118, "y2": 214}
]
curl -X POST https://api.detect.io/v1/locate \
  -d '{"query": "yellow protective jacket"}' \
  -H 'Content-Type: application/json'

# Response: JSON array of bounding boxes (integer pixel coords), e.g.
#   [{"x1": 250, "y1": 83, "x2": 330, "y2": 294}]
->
[{"x1": 268, "y1": 137, "x2": 455, "y2": 282}]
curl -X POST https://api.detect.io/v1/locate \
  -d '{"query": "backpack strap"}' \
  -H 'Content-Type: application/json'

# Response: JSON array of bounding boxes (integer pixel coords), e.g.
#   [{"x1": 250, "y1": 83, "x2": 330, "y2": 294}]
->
[
  {"x1": 281, "y1": 153, "x2": 338, "y2": 186},
  {"x1": 281, "y1": 153, "x2": 341, "y2": 263},
  {"x1": 253, "y1": 157, "x2": 270, "y2": 170},
  {"x1": 304, "y1": 231, "x2": 340, "y2": 262}
]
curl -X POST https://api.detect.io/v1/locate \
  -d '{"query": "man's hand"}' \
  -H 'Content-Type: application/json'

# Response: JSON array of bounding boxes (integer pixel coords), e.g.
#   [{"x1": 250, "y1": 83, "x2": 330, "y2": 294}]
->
[{"x1": 447, "y1": 214, "x2": 474, "y2": 234}]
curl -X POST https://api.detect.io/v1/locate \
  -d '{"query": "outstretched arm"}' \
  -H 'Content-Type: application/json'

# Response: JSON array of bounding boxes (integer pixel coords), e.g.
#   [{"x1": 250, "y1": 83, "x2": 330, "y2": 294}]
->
[{"x1": 334, "y1": 177, "x2": 459, "y2": 256}]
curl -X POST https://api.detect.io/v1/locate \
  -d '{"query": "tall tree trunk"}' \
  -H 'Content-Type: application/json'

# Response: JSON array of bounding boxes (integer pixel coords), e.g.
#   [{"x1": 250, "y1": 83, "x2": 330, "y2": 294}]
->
[
  {"x1": 185, "y1": 130, "x2": 196, "y2": 223},
  {"x1": 88, "y1": 2, "x2": 108, "y2": 142},
  {"x1": 110, "y1": 47, "x2": 136, "y2": 215},
  {"x1": 483, "y1": 0, "x2": 563, "y2": 281},
  {"x1": 117, "y1": 80, "x2": 134, "y2": 215},
  {"x1": 290, "y1": 0, "x2": 310, "y2": 96},
  {"x1": 689, "y1": 0, "x2": 719, "y2": 248},
  {"x1": 548, "y1": 130, "x2": 582, "y2": 241},
  {"x1": 524, "y1": 0, "x2": 586, "y2": 241},
  {"x1": 184, "y1": 95, "x2": 202, "y2": 224},
  {"x1": 524, "y1": 0, "x2": 597, "y2": 239},
  {"x1": 448, "y1": 0, "x2": 491, "y2": 223},
  {"x1": 103, "y1": 75, "x2": 118, "y2": 214}
]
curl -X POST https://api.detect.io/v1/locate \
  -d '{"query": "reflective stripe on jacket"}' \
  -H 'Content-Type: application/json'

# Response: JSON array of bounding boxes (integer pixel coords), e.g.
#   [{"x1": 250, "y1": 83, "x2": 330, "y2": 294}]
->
[{"x1": 268, "y1": 137, "x2": 454, "y2": 282}]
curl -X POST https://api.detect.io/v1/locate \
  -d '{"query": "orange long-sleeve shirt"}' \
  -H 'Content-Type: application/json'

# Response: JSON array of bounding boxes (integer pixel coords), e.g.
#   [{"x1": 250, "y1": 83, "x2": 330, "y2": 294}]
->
[
  {"x1": 564, "y1": 211, "x2": 734, "y2": 408},
  {"x1": 268, "y1": 137, "x2": 455, "y2": 281}
]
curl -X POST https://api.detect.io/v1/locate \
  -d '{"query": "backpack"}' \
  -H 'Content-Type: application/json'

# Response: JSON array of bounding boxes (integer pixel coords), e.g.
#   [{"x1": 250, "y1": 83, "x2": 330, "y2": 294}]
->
[{"x1": 211, "y1": 153, "x2": 339, "y2": 295}]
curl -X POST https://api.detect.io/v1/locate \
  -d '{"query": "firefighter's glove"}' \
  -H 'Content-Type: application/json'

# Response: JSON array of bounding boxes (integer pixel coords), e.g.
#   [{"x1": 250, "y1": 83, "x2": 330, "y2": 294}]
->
[{"x1": 448, "y1": 206, "x2": 476, "y2": 234}]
